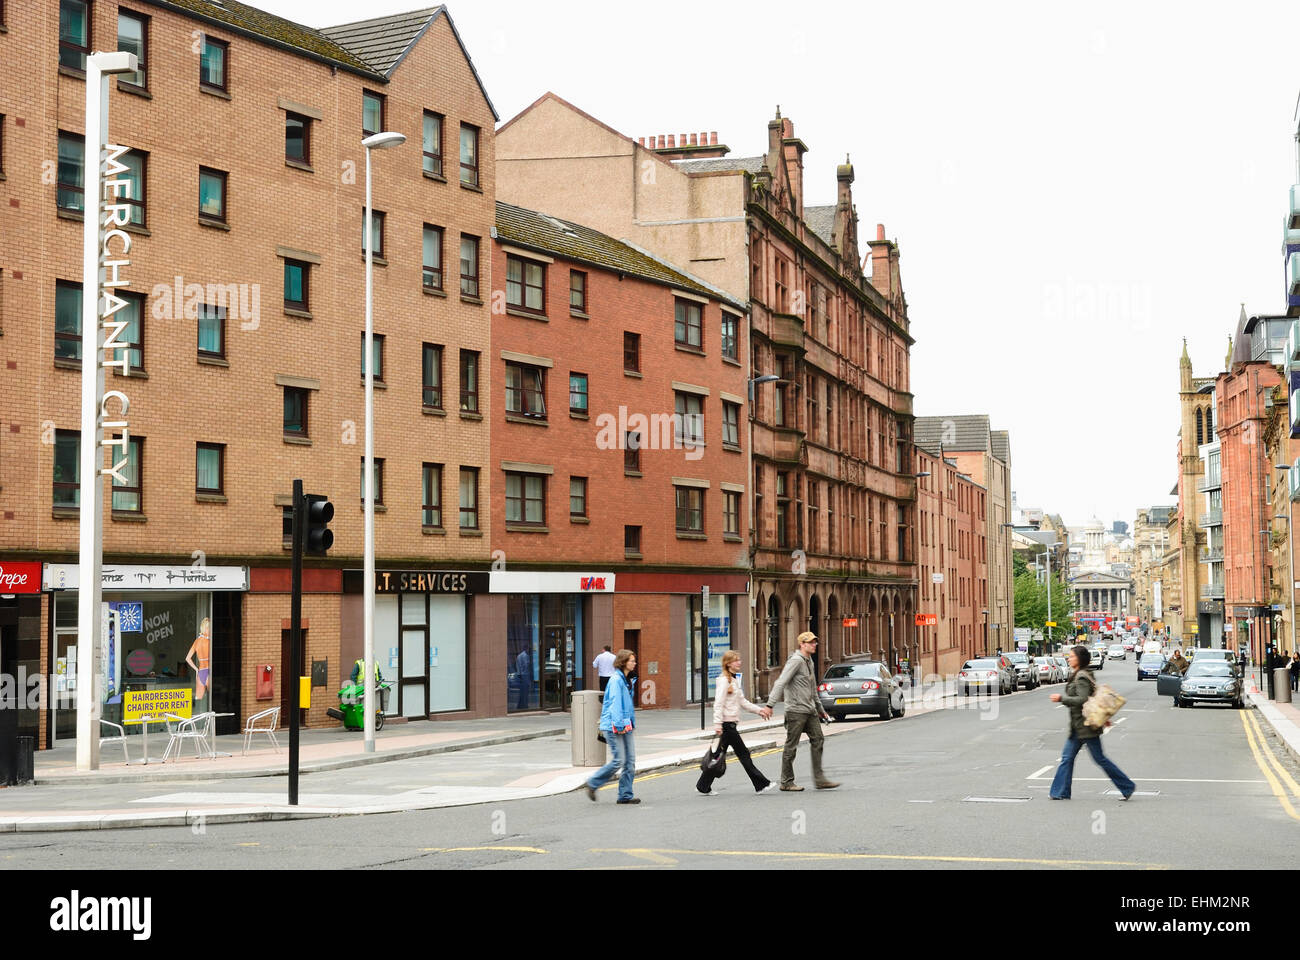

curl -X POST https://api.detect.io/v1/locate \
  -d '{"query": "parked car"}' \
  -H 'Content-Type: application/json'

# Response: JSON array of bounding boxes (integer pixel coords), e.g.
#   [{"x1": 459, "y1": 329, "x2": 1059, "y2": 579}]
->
[
  {"x1": 1031, "y1": 656, "x2": 1059, "y2": 684},
  {"x1": 1137, "y1": 652, "x2": 1166, "y2": 680},
  {"x1": 960, "y1": 658, "x2": 1013, "y2": 696},
  {"x1": 1167, "y1": 660, "x2": 1244, "y2": 709},
  {"x1": 1051, "y1": 655, "x2": 1071, "y2": 680},
  {"x1": 1089, "y1": 646, "x2": 1107, "y2": 671},
  {"x1": 1005, "y1": 651, "x2": 1039, "y2": 689},
  {"x1": 817, "y1": 659, "x2": 907, "y2": 721}
]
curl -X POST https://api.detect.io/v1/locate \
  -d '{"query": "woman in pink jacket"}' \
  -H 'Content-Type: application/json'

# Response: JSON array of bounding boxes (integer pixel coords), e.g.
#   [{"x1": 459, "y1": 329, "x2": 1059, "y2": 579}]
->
[{"x1": 697, "y1": 650, "x2": 775, "y2": 796}]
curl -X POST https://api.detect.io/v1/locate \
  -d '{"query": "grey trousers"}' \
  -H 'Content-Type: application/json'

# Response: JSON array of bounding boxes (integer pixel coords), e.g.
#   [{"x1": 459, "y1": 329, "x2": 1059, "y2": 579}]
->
[{"x1": 780, "y1": 711, "x2": 825, "y2": 785}]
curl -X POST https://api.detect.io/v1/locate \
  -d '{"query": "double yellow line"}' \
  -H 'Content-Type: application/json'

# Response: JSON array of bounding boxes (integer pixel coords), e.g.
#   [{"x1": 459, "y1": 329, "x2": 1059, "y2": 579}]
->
[{"x1": 1240, "y1": 710, "x2": 1300, "y2": 822}]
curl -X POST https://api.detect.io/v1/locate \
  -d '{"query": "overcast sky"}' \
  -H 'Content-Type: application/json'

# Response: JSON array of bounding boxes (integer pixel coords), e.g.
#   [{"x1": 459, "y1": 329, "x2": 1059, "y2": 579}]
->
[{"x1": 263, "y1": 0, "x2": 1300, "y2": 530}]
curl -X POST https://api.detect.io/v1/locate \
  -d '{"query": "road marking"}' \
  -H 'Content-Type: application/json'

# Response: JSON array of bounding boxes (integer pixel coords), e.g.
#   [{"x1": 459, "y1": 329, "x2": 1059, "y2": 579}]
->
[
  {"x1": 1025, "y1": 774, "x2": 1265, "y2": 783},
  {"x1": 907, "y1": 800, "x2": 934, "y2": 803},
  {"x1": 1239, "y1": 711, "x2": 1300, "y2": 822},
  {"x1": 589, "y1": 847, "x2": 1165, "y2": 868},
  {"x1": 1027, "y1": 765, "x2": 1053, "y2": 780},
  {"x1": 1113, "y1": 717, "x2": 1128, "y2": 724},
  {"x1": 1245, "y1": 711, "x2": 1300, "y2": 797},
  {"x1": 418, "y1": 845, "x2": 548, "y2": 854},
  {"x1": 963, "y1": 796, "x2": 1030, "y2": 803}
]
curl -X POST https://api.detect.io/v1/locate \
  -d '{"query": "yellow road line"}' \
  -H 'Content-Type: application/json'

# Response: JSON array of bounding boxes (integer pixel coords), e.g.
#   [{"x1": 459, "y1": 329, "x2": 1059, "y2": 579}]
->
[
  {"x1": 1238, "y1": 711, "x2": 1300, "y2": 823},
  {"x1": 589, "y1": 847, "x2": 1164, "y2": 868},
  {"x1": 1245, "y1": 711, "x2": 1300, "y2": 798},
  {"x1": 419, "y1": 845, "x2": 548, "y2": 854}
]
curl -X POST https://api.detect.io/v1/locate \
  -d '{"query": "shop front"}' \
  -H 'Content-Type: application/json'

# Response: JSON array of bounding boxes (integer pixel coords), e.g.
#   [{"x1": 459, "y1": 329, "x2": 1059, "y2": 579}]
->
[
  {"x1": 41, "y1": 564, "x2": 248, "y2": 743},
  {"x1": 0, "y1": 562, "x2": 45, "y2": 743},
  {"x1": 341, "y1": 570, "x2": 487, "y2": 718}
]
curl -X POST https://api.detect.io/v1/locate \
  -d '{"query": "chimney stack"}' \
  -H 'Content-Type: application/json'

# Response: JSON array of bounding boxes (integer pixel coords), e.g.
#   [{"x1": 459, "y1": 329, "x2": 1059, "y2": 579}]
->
[
  {"x1": 710, "y1": 131, "x2": 717, "y2": 145},
  {"x1": 877, "y1": 223, "x2": 885, "y2": 242}
]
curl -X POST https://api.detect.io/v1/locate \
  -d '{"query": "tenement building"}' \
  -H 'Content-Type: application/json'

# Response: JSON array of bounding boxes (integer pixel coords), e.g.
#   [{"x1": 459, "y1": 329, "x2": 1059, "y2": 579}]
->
[
  {"x1": 496, "y1": 97, "x2": 919, "y2": 694},
  {"x1": 0, "y1": 2, "x2": 499, "y2": 743}
]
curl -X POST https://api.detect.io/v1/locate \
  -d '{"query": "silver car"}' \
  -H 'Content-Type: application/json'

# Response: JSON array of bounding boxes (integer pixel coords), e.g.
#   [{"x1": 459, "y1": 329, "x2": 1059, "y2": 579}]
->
[
  {"x1": 818, "y1": 660, "x2": 907, "y2": 721},
  {"x1": 1005, "y1": 651, "x2": 1039, "y2": 689},
  {"x1": 960, "y1": 658, "x2": 1013, "y2": 696},
  {"x1": 1051, "y1": 656, "x2": 1071, "y2": 681},
  {"x1": 1031, "y1": 656, "x2": 1059, "y2": 684}
]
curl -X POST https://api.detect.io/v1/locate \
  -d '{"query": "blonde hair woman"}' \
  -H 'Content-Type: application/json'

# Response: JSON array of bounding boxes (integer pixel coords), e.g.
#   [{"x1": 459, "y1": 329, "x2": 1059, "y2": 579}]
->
[{"x1": 697, "y1": 650, "x2": 774, "y2": 796}]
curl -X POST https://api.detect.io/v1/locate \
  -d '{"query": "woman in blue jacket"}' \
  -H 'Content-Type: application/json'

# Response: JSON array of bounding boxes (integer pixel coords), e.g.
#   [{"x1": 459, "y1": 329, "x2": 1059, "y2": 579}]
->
[{"x1": 583, "y1": 649, "x2": 639, "y2": 804}]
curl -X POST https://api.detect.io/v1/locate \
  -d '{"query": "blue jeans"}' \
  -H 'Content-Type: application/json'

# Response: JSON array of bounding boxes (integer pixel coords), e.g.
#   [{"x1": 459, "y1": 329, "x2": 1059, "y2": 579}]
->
[
  {"x1": 1049, "y1": 733, "x2": 1135, "y2": 799},
  {"x1": 587, "y1": 730, "x2": 636, "y2": 801}
]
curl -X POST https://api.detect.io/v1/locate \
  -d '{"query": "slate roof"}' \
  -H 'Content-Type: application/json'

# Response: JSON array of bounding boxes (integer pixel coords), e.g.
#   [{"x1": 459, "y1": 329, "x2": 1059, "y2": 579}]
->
[
  {"x1": 496, "y1": 202, "x2": 743, "y2": 308},
  {"x1": 990, "y1": 430, "x2": 1010, "y2": 464},
  {"x1": 804, "y1": 205, "x2": 836, "y2": 246},
  {"x1": 320, "y1": 8, "x2": 441, "y2": 75},
  {"x1": 914, "y1": 415, "x2": 992, "y2": 455},
  {"x1": 673, "y1": 156, "x2": 764, "y2": 174}
]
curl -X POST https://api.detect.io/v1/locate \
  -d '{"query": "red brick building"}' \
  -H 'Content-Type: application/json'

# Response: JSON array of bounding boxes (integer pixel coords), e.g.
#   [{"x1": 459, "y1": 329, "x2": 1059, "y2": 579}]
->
[
  {"x1": 0, "y1": 2, "x2": 499, "y2": 744},
  {"x1": 490, "y1": 203, "x2": 749, "y2": 709}
]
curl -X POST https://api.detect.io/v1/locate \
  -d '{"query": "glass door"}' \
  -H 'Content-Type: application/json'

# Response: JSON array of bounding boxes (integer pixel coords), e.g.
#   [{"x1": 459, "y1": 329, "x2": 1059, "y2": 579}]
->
[
  {"x1": 541, "y1": 625, "x2": 567, "y2": 710},
  {"x1": 400, "y1": 627, "x2": 428, "y2": 717}
]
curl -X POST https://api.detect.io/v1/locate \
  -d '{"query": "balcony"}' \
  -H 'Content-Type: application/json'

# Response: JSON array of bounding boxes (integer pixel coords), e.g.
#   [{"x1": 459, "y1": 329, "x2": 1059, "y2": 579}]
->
[
  {"x1": 891, "y1": 391, "x2": 914, "y2": 417},
  {"x1": 1199, "y1": 547, "x2": 1224, "y2": 563},
  {"x1": 1289, "y1": 253, "x2": 1300, "y2": 318},
  {"x1": 1292, "y1": 457, "x2": 1300, "y2": 500},
  {"x1": 1285, "y1": 210, "x2": 1300, "y2": 252},
  {"x1": 770, "y1": 313, "x2": 805, "y2": 351},
  {"x1": 1289, "y1": 185, "x2": 1300, "y2": 231},
  {"x1": 1200, "y1": 582, "x2": 1225, "y2": 600},
  {"x1": 771, "y1": 429, "x2": 803, "y2": 464},
  {"x1": 1198, "y1": 509, "x2": 1222, "y2": 528},
  {"x1": 1197, "y1": 475, "x2": 1221, "y2": 493},
  {"x1": 1292, "y1": 389, "x2": 1300, "y2": 440}
]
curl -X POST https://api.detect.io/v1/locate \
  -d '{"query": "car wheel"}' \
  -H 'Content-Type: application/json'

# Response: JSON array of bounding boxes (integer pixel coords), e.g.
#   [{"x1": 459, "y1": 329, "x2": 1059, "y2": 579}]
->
[
  {"x1": 1233, "y1": 698, "x2": 1244, "y2": 710},
  {"x1": 897, "y1": 697, "x2": 906, "y2": 717},
  {"x1": 881, "y1": 701, "x2": 894, "y2": 720},
  {"x1": 963, "y1": 685, "x2": 969, "y2": 696}
]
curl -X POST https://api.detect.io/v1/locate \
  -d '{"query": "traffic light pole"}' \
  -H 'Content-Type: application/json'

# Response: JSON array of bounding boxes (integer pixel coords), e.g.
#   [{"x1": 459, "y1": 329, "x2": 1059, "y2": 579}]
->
[{"x1": 289, "y1": 479, "x2": 303, "y2": 806}]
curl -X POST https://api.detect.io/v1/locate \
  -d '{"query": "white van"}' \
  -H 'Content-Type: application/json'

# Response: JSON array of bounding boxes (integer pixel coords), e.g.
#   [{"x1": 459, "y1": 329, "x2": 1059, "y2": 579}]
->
[{"x1": 1143, "y1": 639, "x2": 1163, "y2": 655}]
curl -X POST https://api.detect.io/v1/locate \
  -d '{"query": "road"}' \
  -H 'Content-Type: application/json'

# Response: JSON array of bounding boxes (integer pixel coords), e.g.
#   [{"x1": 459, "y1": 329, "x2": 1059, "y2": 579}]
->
[{"x1": 3, "y1": 668, "x2": 1298, "y2": 869}]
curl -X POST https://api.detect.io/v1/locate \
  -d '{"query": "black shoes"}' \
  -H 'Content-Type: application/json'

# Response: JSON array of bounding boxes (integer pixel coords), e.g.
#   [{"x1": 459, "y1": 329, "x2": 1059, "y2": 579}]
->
[{"x1": 617, "y1": 797, "x2": 641, "y2": 805}]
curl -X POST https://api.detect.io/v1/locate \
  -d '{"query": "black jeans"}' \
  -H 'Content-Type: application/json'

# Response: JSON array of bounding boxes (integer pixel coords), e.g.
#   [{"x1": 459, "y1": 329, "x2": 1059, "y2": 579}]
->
[{"x1": 697, "y1": 721, "x2": 771, "y2": 793}]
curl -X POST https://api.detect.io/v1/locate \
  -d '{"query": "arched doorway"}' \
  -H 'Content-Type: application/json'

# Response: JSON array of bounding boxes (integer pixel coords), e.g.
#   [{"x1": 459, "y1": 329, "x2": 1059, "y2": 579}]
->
[
  {"x1": 766, "y1": 594, "x2": 781, "y2": 671},
  {"x1": 827, "y1": 595, "x2": 841, "y2": 664},
  {"x1": 786, "y1": 596, "x2": 803, "y2": 673},
  {"x1": 808, "y1": 593, "x2": 822, "y2": 676},
  {"x1": 867, "y1": 593, "x2": 878, "y2": 661}
]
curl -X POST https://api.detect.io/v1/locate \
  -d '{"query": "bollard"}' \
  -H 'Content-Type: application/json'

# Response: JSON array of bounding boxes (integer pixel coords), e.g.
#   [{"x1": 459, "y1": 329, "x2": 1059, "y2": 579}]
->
[
  {"x1": 1274, "y1": 668, "x2": 1292, "y2": 704},
  {"x1": 571, "y1": 690, "x2": 605, "y2": 766}
]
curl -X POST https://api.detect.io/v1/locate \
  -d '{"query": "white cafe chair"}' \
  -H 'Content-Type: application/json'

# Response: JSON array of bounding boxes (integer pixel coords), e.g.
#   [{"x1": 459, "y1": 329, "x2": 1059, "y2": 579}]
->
[
  {"x1": 162, "y1": 711, "x2": 215, "y2": 762},
  {"x1": 99, "y1": 719, "x2": 130, "y2": 764},
  {"x1": 241, "y1": 706, "x2": 281, "y2": 755}
]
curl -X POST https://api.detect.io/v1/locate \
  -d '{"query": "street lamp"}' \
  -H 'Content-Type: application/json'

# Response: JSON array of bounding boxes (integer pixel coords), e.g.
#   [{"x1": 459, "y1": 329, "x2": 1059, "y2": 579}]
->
[{"x1": 362, "y1": 130, "x2": 406, "y2": 753}]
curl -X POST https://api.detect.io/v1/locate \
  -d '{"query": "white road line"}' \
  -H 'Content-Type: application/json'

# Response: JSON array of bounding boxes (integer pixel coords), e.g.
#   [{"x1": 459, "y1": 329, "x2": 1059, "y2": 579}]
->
[
  {"x1": 1027, "y1": 765, "x2": 1052, "y2": 780},
  {"x1": 963, "y1": 796, "x2": 1030, "y2": 803},
  {"x1": 1113, "y1": 716, "x2": 1129, "y2": 724},
  {"x1": 1025, "y1": 776, "x2": 1266, "y2": 783}
]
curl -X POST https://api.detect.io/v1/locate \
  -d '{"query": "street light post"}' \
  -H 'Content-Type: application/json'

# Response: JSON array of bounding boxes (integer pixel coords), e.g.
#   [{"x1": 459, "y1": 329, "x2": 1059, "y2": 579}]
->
[{"x1": 361, "y1": 131, "x2": 406, "y2": 753}]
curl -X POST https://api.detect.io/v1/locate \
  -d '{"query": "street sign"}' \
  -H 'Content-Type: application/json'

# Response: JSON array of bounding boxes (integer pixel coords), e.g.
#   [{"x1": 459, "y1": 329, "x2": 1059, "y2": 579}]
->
[
  {"x1": 932, "y1": 573, "x2": 944, "y2": 584},
  {"x1": 1046, "y1": 621, "x2": 1057, "y2": 627},
  {"x1": 841, "y1": 618, "x2": 859, "y2": 628},
  {"x1": 915, "y1": 614, "x2": 937, "y2": 626}
]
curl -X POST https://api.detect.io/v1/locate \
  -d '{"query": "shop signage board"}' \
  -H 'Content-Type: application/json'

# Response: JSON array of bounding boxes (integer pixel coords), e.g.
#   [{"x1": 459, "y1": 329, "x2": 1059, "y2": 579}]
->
[
  {"x1": 342, "y1": 570, "x2": 489, "y2": 594},
  {"x1": 488, "y1": 571, "x2": 616, "y2": 593},
  {"x1": 124, "y1": 688, "x2": 192, "y2": 722},
  {"x1": 841, "y1": 618, "x2": 859, "y2": 627},
  {"x1": 45, "y1": 564, "x2": 248, "y2": 591},
  {"x1": 0, "y1": 562, "x2": 43, "y2": 593},
  {"x1": 915, "y1": 614, "x2": 937, "y2": 626}
]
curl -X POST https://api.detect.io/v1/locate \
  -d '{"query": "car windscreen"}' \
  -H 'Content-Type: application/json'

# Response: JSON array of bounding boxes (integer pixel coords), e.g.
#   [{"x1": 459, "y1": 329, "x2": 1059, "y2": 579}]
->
[
  {"x1": 1006, "y1": 653, "x2": 1028, "y2": 662},
  {"x1": 823, "y1": 664, "x2": 882, "y2": 680},
  {"x1": 1139, "y1": 655, "x2": 1164, "y2": 665},
  {"x1": 964, "y1": 660, "x2": 998, "y2": 670},
  {"x1": 1185, "y1": 662, "x2": 1234, "y2": 677}
]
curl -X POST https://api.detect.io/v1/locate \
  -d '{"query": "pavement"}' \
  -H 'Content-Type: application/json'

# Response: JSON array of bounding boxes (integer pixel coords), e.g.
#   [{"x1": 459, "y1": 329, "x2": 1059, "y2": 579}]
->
[{"x1": 6, "y1": 665, "x2": 1299, "y2": 835}]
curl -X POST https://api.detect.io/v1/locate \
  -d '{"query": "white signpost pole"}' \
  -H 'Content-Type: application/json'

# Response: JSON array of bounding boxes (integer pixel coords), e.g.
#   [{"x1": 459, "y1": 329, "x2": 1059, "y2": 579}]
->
[{"x1": 76, "y1": 51, "x2": 137, "y2": 773}]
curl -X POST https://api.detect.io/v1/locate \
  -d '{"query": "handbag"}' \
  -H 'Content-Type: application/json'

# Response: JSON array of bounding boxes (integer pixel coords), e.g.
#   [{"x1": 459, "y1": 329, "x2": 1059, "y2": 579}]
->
[
  {"x1": 700, "y1": 737, "x2": 727, "y2": 777},
  {"x1": 1082, "y1": 678, "x2": 1126, "y2": 729}
]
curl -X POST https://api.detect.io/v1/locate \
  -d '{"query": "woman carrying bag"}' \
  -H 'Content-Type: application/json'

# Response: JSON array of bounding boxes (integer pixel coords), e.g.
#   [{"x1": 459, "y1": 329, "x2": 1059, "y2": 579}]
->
[
  {"x1": 697, "y1": 650, "x2": 776, "y2": 796},
  {"x1": 1048, "y1": 645, "x2": 1135, "y2": 801}
]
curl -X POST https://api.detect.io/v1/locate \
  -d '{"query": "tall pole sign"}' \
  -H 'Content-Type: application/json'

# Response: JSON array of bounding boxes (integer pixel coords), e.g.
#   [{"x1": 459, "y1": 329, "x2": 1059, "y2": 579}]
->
[{"x1": 76, "y1": 51, "x2": 138, "y2": 772}]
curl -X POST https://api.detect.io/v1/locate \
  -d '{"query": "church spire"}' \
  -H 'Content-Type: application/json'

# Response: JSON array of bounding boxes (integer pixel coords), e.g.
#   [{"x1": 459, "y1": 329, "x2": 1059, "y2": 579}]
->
[{"x1": 1179, "y1": 337, "x2": 1192, "y2": 391}]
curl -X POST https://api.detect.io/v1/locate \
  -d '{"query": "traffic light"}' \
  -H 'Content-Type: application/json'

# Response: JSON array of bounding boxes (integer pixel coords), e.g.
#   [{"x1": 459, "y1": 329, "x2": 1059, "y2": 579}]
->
[{"x1": 304, "y1": 494, "x2": 334, "y2": 553}]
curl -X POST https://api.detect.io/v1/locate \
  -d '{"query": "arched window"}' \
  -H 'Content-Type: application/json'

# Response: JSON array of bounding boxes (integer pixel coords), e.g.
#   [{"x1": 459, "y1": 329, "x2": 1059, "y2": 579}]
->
[
  {"x1": 767, "y1": 595, "x2": 781, "y2": 668},
  {"x1": 1196, "y1": 408, "x2": 1204, "y2": 446},
  {"x1": 1206, "y1": 407, "x2": 1214, "y2": 441}
]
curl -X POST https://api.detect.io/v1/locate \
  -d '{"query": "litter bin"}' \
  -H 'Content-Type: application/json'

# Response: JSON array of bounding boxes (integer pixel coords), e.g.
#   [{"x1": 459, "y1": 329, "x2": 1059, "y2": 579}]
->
[
  {"x1": 0, "y1": 735, "x2": 33, "y2": 786},
  {"x1": 571, "y1": 690, "x2": 604, "y2": 766},
  {"x1": 1274, "y1": 668, "x2": 1292, "y2": 703}
]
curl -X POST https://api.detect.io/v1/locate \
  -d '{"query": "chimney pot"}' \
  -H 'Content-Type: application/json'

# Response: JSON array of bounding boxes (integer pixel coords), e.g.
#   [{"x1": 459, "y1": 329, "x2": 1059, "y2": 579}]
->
[
  {"x1": 637, "y1": 137, "x2": 644, "y2": 147},
  {"x1": 690, "y1": 133, "x2": 698, "y2": 146},
  {"x1": 710, "y1": 131, "x2": 717, "y2": 145},
  {"x1": 680, "y1": 132, "x2": 688, "y2": 146},
  {"x1": 667, "y1": 134, "x2": 676, "y2": 148},
  {"x1": 877, "y1": 224, "x2": 886, "y2": 242},
  {"x1": 657, "y1": 135, "x2": 665, "y2": 149}
]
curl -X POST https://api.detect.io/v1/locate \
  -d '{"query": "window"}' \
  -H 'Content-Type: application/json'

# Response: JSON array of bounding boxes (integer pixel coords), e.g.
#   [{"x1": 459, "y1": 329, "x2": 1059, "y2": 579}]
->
[
  {"x1": 625, "y1": 525, "x2": 642, "y2": 556},
  {"x1": 459, "y1": 124, "x2": 479, "y2": 186},
  {"x1": 674, "y1": 299, "x2": 702, "y2": 349},
  {"x1": 505, "y1": 362, "x2": 546, "y2": 420},
  {"x1": 422, "y1": 343, "x2": 443, "y2": 409},
  {"x1": 422, "y1": 225, "x2": 443, "y2": 290},
  {"x1": 360, "y1": 457, "x2": 384, "y2": 505},
  {"x1": 118, "y1": 150, "x2": 146, "y2": 226},
  {"x1": 625, "y1": 431, "x2": 641, "y2": 473},
  {"x1": 283, "y1": 387, "x2": 308, "y2": 437},
  {"x1": 722, "y1": 401, "x2": 740, "y2": 448},
  {"x1": 774, "y1": 356, "x2": 790, "y2": 427},
  {"x1": 569, "y1": 373, "x2": 588, "y2": 415},
  {"x1": 198, "y1": 167, "x2": 226, "y2": 222},
  {"x1": 774, "y1": 256, "x2": 789, "y2": 312},
  {"x1": 117, "y1": 10, "x2": 148, "y2": 90},
  {"x1": 283, "y1": 259, "x2": 309, "y2": 311},
  {"x1": 675, "y1": 486, "x2": 704, "y2": 533},
  {"x1": 197, "y1": 304, "x2": 225, "y2": 358},
  {"x1": 459, "y1": 350, "x2": 479, "y2": 413},
  {"x1": 808, "y1": 481, "x2": 819, "y2": 548},
  {"x1": 362, "y1": 90, "x2": 384, "y2": 137},
  {"x1": 721, "y1": 312, "x2": 738, "y2": 361},
  {"x1": 285, "y1": 112, "x2": 310, "y2": 164},
  {"x1": 570, "y1": 271, "x2": 587, "y2": 313},
  {"x1": 422, "y1": 463, "x2": 443, "y2": 527},
  {"x1": 505, "y1": 472, "x2": 546, "y2": 526},
  {"x1": 624, "y1": 332, "x2": 640, "y2": 373},
  {"x1": 57, "y1": 132, "x2": 84, "y2": 212},
  {"x1": 59, "y1": 0, "x2": 90, "y2": 71},
  {"x1": 55, "y1": 280, "x2": 82, "y2": 360},
  {"x1": 777, "y1": 471, "x2": 790, "y2": 548},
  {"x1": 117, "y1": 292, "x2": 144, "y2": 372},
  {"x1": 53, "y1": 430, "x2": 80, "y2": 508},
  {"x1": 570, "y1": 477, "x2": 587, "y2": 519},
  {"x1": 460, "y1": 235, "x2": 480, "y2": 298},
  {"x1": 196, "y1": 443, "x2": 224, "y2": 495},
  {"x1": 675, "y1": 392, "x2": 703, "y2": 445},
  {"x1": 363, "y1": 209, "x2": 385, "y2": 258},
  {"x1": 506, "y1": 255, "x2": 546, "y2": 313},
  {"x1": 111, "y1": 436, "x2": 142, "y2": 513},
  {"x1": 361, "y1": 333, "x2": 384, "y2": 383},
  {"x1": 724, "y1": 490, "x2": 740, "y2": 537},
  {"x1": 422, "y1": 111, "x2": 443, "y2": 176},
  {"x1": 459, "y1": 467, "x2": 479, "y2": 529},
  {"x1": 199, "y1": 36, "x2": 227, "y2": 92}
]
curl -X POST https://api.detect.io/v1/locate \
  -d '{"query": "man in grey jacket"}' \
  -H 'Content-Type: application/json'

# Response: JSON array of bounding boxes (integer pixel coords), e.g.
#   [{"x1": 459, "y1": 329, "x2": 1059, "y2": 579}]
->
[{"x1": 760, "y1": 632, "x2": 840, "y2": 792}]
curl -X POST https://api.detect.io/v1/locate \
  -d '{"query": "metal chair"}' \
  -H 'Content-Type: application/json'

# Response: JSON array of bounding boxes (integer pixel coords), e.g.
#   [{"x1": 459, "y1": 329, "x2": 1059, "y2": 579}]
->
[
  {"x1": 98, "y1": 719, "x2": 130, "y2": 764},
  {"x1": 241, "y1": 706, "x2": 281, "y2": 755},
  {"x1": 161, "y1": 711, "x2": 215, "y2": 761}
]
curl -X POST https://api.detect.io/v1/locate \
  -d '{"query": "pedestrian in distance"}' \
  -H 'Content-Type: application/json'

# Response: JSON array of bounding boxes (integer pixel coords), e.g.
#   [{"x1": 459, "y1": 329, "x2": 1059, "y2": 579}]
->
[
  {"x1": 760, "y1": 631, "x2": 840, "y2": 792},
  {"x1": 1048, "y1": 645, "x2": 1135, "y2": 801},
  {"x1": 1290, "y1": 652, "x2": 1299, "y2": 693},
  {"x1": 583, "y1": 649, "x2": 640, "y2": 805},
  {"x1": 593, "y1": 645, "x2": 616, "y2": 695},
  {"x1": 1169, "y1": 649, "x2": 1188, "y2": 676},
  {"x1": 697, "y1": 650, "x2": 776, "y2": 796}
]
